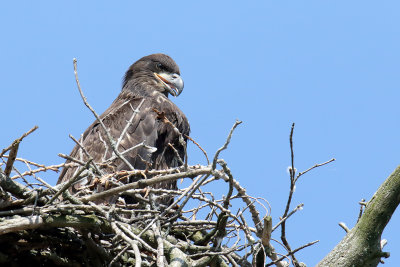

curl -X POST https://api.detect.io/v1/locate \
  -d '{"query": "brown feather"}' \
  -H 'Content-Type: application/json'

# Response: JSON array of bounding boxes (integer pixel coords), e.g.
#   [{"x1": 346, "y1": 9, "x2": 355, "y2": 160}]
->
[{"x1": 58, "y1": 54, "x2": 190, "y2": 205}]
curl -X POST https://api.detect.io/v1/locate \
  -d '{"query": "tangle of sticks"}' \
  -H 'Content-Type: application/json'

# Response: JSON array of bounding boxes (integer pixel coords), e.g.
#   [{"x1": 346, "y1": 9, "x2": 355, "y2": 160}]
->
[
  {"x1": 0, "y1": 59, "x2": 335, "y2": 266},
  {"x1": 0, "y1": 122, "x2": 333, "y2": 266}
]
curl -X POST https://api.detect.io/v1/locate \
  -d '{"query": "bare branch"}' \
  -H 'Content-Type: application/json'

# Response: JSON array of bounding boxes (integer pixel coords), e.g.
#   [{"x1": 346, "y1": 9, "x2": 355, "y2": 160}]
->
[
  {"x1": 73, "y1": 58, "x2": 134, "y2": 170},
  {"x1": 0, "y1": 125, "x2": 38, "y2": 158},
  {"x1": 47, "y1": 159, "x2": 93, "y2": 204},
  {"x1": 212, "y1": 120, "x2": 242, "y2": 170},
  {"x1": 185, "y1": 134, "x2": 209, "y2": 165},
  {"x1": 272, "y1": 204, "x2": 304, "y2": 232},
  {"x1": 69, "y1": 134, "x2": 102, "y2": 176},
  {"x1": 295, "y1": 158, "x2": 335, "y2": 183},
  {"x1": 116, "y1": 100, "x2": 145, "y2": 149}
]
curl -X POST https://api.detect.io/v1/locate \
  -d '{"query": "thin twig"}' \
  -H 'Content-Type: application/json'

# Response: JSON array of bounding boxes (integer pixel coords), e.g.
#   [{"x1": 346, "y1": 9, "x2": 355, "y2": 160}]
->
[
  {"x1": 185, "y1": 134, "x2": 209, "y2": 165},
  {"x1": 212, "y1": 120, "x2": 242, "y2": 170},
  {"x1": 0, "y1": 125, "x2": 38, "y2": 158},
  {"x1": 266, "y1": 240, "x2": 319, "y2": 266},
  {"x1": 357, "y1": 198, "x2": 366, "y2": 223},
  {"x1": 272, "y1": 204, "x2": 304, "y2": 232},
  {"x1": 73, "y1": 58, "x2": 134, "y2": 170},
  {"x1": 281, "y1": 123, "x2": 299, "y2": 266},
  {"x1": 11, "y1": 163, "x2": 77, "y2": 180},
  {"x1": 69, "y1": 134, "x2": 102, "y2": 175},
  {"x1": 116, "y1": 100, "x2": 145, "y2": 149},
  {"x1": 295, "y1": 158, "x2": 335, "y2": 183},
  {"x1": 47, "y1": 159, "x2": 93, "y2": 204},
  {"x1": 58, "y1": 153, "x2": 86, "y2": 166}
]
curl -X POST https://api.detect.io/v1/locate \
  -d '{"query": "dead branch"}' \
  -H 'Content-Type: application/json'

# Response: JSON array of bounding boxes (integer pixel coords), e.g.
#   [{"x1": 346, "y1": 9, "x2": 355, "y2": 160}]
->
[
  {"x1": 73, "y1": 58, "x2": 135, "y2": 171},
  {"x1": 0, "y1": 125, "x2": 38, "y2": 158}
]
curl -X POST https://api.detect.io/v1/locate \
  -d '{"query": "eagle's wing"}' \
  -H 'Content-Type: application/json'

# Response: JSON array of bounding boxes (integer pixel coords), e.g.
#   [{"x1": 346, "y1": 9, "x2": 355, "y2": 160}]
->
[
  {"x1": 57, "y1": 91, "x2": 189, "y2": 194},
  {"x1": 57, "y1": 93, "x2": 157, "y2": 189}
]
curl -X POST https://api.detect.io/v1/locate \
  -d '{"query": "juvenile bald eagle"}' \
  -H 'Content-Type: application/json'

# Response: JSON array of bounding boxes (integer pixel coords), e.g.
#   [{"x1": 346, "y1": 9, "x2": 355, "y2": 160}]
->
[{"x1": 57, "y1": 54, "x2": 190, "y2": 205}]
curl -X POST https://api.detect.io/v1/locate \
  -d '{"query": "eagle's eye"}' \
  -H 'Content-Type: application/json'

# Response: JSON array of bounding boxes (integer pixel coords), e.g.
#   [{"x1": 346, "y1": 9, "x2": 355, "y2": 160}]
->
[{"x1": 156, "y1": 63, "x2": 167, "y2": 72}]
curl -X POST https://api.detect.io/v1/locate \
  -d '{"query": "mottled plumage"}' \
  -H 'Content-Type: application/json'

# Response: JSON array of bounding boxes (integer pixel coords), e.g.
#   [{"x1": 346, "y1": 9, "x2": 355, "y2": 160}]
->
[{"x1": 57, "y1": 54, "x2": 190, "y2": 205}]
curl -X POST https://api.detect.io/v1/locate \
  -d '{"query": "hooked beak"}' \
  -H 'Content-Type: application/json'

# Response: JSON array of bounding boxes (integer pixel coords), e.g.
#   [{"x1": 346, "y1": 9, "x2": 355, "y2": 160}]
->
[{"x1": 154, "y1": 72, "x2": 184, "y2": 97}]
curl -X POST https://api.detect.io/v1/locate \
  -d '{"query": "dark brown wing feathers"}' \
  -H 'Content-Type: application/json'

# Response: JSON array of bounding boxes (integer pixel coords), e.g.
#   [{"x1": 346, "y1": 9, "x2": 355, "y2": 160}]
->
[{"x1": 58, "y1": 85, "x2": 190, "y2": 200}]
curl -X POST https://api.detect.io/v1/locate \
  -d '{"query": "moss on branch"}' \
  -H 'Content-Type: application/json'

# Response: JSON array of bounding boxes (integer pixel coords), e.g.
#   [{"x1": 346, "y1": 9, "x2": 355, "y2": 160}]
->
[{"x1": 317, "y1": 166, "x2": 400, "y2": 267}]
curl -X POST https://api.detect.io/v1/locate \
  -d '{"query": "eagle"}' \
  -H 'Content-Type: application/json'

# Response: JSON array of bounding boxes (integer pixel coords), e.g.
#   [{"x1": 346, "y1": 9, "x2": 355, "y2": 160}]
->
[{"x1": 57, "y1": 53, "x2": 190, "y2": 205}]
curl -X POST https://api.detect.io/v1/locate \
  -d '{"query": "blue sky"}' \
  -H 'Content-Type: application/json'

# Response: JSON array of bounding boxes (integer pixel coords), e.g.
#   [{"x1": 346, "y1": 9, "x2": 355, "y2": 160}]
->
[{"x1": 1, "y1": 1, "x2": 399, "y2": 265}]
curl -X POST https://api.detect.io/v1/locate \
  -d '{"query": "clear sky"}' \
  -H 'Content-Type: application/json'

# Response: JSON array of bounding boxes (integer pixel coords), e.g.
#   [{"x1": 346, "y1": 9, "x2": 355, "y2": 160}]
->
[{"x1": 1, "y1": 1, "x2": 399, "y2": 265}]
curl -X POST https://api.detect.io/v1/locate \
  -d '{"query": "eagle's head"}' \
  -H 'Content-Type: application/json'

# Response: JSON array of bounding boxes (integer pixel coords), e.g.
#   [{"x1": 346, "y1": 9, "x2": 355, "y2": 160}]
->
[{"x1": 123, "y1": 53, "x2": 184, "y2": 97}]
